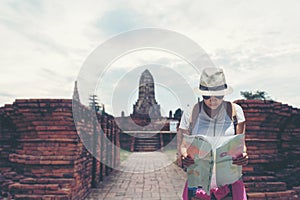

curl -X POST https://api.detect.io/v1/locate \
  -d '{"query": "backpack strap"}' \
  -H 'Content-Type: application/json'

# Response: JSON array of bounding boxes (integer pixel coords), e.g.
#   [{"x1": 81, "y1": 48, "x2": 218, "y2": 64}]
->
[
  {"x1": 188, "y1": 101, "x2": 202, "y2": 134},
  {"x1": 189, "y1": 101, "x2": 238, "y2": 135},
  {"x1": 226, "y1": 102, "x2": 238, "y2": 135}
]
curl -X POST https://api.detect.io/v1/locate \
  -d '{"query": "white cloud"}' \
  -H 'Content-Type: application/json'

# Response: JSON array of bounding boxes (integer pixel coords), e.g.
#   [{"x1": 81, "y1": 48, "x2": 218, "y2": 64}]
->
[
  {"x1": 95, "y1": 54, "x2": 198, "y2": 116},
  {"x1": 0, "y1": 0, "x2": 299, "y2": 113}
]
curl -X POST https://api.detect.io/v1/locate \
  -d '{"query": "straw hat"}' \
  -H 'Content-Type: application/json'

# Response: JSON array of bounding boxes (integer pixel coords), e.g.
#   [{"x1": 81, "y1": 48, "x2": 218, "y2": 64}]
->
[{"x1": 194, "y1": 68, "x2": 233, "y2": 96}]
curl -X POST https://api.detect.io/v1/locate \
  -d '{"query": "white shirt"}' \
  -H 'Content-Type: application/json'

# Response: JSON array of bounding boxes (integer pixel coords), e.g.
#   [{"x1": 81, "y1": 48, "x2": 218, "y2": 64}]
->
[{"x1": 179, "y1": 102, "x2": 245, "y2": 136}]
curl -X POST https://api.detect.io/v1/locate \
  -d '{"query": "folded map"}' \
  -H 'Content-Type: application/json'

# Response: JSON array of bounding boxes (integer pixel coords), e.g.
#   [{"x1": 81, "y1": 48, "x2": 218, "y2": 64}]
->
[{"x1": 183, "y1": 134, "x2": 245, "y2": 193}]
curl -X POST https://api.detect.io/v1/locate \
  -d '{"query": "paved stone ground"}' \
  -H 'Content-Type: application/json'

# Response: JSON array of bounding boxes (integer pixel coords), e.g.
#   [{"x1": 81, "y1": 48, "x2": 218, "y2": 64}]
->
[{"x1": 86, "y1": 152, "x2": 187, "y2": 200}]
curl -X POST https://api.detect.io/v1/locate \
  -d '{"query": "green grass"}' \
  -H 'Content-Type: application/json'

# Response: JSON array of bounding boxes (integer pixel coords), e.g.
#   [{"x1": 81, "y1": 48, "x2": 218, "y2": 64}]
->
[{"x1": 119, "y1": 149, "x2": 132, "y2": 162}]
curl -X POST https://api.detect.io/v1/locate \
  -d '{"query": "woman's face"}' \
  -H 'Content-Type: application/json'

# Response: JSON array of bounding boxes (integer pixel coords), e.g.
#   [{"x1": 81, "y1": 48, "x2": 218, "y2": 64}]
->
[{"x1": 203, "y1": 96, "x2": 224, "y2": 110}]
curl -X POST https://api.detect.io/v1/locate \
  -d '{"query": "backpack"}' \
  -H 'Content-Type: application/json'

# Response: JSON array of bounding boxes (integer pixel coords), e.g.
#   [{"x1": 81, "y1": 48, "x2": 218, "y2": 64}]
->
[{"x1": 188, "y1": 101, "x2": 238, "y2": 135}]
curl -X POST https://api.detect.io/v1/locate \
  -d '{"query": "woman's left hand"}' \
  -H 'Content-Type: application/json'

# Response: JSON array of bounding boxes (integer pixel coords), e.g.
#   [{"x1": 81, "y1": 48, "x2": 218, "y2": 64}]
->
[{"x1": 232, "y1": 152, "x2": 248, "y2": 166}]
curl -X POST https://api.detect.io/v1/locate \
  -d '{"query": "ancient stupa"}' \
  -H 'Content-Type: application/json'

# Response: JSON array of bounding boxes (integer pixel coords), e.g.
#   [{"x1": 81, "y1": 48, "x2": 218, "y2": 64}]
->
[{"x1": 131, "y1": 69, "x2": 161, "y2": 119}]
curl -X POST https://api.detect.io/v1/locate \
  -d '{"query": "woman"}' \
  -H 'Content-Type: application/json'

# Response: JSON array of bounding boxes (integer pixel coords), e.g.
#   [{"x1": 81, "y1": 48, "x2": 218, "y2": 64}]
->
[{"x1": 179, "y1": 68, "x2": 248, "y2": 200}]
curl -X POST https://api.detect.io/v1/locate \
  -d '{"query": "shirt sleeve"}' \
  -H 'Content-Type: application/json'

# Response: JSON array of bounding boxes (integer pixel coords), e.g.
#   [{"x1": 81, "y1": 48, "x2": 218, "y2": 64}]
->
[
  {"x1": 234, "y1": 103, "x2": 246, "y2": 123},
  {"x1": 179, "y1": 107, "x2": 192, "y2": 130}
]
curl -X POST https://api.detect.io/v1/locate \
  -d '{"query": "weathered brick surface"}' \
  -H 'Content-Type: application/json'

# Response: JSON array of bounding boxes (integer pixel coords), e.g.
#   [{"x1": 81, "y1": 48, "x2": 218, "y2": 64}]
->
[
  {"x1": 235, "y1": 100, "x2": 300, "y2": 199},
  {"x1": 0, "y1": 99, "x2": 120, "y2": 199}
]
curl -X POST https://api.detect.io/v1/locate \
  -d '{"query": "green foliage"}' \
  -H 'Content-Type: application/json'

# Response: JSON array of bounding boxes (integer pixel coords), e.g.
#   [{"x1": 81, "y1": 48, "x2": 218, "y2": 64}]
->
[
  {"x1": 174, "y1": 108, "x2": 183, "y2": 120},
  {"x1": 89, "y1": 94, "x2": 100, "y2": 112},
  {"x1": 119, "y1": 149, "x2": 132, "y2": 162},
  {"x1": 240, "y1": 90, "x2": 271, "y2": 100},
  {"x1": 89, "y1": 94, "x2": 105, "y2": 114}
]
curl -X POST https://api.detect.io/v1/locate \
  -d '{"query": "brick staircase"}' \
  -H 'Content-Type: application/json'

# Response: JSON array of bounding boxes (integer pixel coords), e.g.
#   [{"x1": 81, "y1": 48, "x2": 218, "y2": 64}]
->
[{"x1": 134, "y1": 134, "x2": 160, "y2": 152}]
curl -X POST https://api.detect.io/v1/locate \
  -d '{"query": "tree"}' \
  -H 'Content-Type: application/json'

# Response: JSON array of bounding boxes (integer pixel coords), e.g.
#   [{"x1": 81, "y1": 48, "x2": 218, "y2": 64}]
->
[
  {"x1": 174, "y1": 108, "x2": 183, "y2": 120},
  {"x1": 240, "y1": 90, "x2": 271, "y2": 100},
  {"x1": 89, "y1": 94, "x2": 101, "y2": 112}
]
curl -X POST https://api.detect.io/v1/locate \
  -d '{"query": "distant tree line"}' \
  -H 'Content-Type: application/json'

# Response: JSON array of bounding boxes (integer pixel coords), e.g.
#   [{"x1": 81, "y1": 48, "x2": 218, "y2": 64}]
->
[{"x1": 240, "y1": 90, "x2": 272, "y2": 100}]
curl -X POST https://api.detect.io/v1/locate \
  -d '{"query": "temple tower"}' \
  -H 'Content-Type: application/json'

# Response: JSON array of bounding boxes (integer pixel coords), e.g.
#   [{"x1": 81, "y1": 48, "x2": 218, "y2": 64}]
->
[{"x1": 131, "y1": 69, "x2": 161, "y2": 118}]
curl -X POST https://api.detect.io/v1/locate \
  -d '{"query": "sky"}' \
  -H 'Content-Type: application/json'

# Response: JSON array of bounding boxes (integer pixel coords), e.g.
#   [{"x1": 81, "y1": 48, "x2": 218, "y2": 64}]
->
[{"x1": 1, "y1": 0, "x2": 300, "y2": 117}]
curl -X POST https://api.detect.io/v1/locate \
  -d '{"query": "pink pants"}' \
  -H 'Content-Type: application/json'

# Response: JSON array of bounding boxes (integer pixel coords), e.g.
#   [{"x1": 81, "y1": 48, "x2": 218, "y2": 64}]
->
[{"x1": 182, "y1": 180, "x2": 247, "y2": 200}]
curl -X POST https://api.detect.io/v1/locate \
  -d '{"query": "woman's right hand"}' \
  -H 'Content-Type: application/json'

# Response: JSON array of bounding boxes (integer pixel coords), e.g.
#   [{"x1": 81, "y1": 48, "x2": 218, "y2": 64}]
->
[{"x1": 182, "y1": 154, "x2": 195, "y2": 168}]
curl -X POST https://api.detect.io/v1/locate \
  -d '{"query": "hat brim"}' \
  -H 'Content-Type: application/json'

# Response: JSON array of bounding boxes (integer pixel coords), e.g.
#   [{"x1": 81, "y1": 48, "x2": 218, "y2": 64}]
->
[{"x1": 193, "y1": 86, "x2": 233, "y2": 96}]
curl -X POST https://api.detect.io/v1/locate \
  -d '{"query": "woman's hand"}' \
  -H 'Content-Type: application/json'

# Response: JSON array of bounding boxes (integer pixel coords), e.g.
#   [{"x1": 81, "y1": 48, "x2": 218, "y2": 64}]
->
[
  {"x1": 232, "y1": 152, "x2": 248, "y2": 166},
  {"x1": 182, "y1": 154, "x2": 195, "y2": 168}
]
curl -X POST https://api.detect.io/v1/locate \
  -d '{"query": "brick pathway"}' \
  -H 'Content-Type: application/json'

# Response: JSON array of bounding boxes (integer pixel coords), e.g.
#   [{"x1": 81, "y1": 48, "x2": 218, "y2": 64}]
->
[{"x1": 86, "y1": 152, "x2": 187, "y2": 200}]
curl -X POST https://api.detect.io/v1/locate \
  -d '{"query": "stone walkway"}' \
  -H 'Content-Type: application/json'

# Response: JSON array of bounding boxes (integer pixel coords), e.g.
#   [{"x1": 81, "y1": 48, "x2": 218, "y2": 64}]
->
[{"x1": 86, "y1": 152, "x2": 187, "y2": 200}]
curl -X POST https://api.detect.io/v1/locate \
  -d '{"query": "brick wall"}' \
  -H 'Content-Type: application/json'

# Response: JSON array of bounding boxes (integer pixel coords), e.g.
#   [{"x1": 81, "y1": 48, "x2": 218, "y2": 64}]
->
[
  {"x1": 235, "y1": 100, "x2": 300, "y2": 199},
  {"x1": 0, "y1": 99, "x2": 120, "y2": 200}
]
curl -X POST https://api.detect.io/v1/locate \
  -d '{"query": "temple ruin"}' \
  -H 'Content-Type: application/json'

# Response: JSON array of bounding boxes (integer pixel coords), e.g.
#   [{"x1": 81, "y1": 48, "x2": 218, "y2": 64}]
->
[{"x1": 131, "y1": 69, "x2": 161, "y2": 119}]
